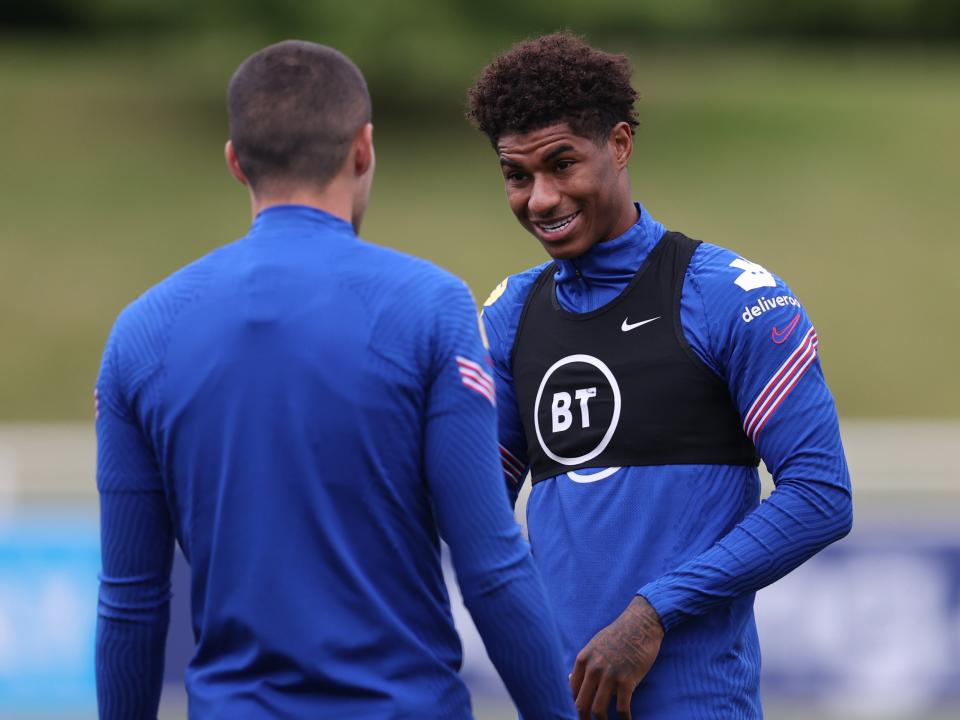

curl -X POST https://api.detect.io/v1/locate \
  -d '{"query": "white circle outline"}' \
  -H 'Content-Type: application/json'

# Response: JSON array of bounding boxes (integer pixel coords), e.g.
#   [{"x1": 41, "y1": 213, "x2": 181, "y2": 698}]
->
[
  {"x1": 534, "y1": 354, "x2": 621, "y2": 466},
  {"x1": 567, "y1": 466, "x2": 622, "y2": 483}
]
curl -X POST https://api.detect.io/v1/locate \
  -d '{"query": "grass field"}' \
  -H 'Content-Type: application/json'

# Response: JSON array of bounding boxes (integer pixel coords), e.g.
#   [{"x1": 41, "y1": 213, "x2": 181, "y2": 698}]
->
[{"x1": 1, "y1": 40, "x2": 958, "y2": 420}]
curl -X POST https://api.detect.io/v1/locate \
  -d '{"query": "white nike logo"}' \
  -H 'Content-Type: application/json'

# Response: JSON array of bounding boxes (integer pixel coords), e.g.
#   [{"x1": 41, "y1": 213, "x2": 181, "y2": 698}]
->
[{"x1": 621, "y1": 316, "x2": 660, "y2": 332}]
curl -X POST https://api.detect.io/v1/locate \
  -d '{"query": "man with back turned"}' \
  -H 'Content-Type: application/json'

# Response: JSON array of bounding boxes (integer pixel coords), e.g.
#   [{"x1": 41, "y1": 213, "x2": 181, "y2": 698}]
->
[{"x1": 94, "y1": 39, "x2": 574, "y2": 719}]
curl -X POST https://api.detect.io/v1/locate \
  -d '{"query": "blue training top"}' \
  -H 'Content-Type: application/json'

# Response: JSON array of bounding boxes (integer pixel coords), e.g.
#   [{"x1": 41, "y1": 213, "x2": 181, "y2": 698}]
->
[
  {"x1": 482, "y1": 202, "x2": 853, "y2": 719},
  {"x1": 94, "y1": 205, "x2": 575, "y2": 719}
]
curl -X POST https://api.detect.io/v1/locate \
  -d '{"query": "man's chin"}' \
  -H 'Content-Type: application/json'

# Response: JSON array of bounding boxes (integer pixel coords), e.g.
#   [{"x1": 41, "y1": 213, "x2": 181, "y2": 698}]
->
[{"x1": 538, "y1": 235, "x2": 592, "y2": 260}]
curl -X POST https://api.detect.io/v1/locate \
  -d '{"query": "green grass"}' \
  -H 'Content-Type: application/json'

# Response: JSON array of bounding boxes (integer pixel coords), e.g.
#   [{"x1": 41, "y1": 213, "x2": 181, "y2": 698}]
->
[{"x1": 1, "y1": 40, "x2": 958, "y2": 419}]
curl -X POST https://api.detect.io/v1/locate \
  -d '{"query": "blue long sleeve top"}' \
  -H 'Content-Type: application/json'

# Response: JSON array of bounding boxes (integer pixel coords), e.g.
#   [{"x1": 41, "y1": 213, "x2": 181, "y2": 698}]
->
[
  {"x1": 95, "y1": 205, "x2": 575, "y2": 719},
  {"x1": 481, "y1": 202, "x2": 853, "y2": 719}
]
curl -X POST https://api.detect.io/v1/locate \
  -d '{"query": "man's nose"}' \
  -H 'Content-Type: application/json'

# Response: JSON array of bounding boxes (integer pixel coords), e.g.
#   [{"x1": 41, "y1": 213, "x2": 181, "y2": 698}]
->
[{"x1": 527, "y1": 176, "x2": 561, "y2": 218}]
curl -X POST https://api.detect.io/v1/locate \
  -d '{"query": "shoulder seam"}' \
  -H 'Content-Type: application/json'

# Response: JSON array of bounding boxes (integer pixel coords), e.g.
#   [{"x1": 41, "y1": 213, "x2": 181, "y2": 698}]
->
[{"x1": 688, "y1": 250, "x2": 717, "y2": 365}]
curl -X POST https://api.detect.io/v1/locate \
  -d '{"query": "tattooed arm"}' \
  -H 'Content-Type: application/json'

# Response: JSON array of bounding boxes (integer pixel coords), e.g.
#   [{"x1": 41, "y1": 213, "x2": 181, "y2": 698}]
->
[{"x1": 568, "y1": 596, "x2": 664, "y2": 720}]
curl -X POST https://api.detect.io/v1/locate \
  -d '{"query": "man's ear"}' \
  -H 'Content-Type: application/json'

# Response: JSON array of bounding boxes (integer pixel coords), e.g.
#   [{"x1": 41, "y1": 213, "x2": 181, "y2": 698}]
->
[
  {"x1": 608, "y1": 122, "x2": 634, "y2": 170},
  {"x1": 224, "y1": 140, "x2": 250, "y2": 186},
  {"x1": 353, "y1": 123, "x2": 375, "y2": 177}
]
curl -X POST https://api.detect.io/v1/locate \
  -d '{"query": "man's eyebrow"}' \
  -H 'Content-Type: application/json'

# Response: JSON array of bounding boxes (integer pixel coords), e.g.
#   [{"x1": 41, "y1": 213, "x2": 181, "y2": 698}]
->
[
  {"x1": 499, "y1": 144, "x2": 577, "y2": 167},
  {"x1": 543, "y1": 144, "x2": 576, "y2": 162}
]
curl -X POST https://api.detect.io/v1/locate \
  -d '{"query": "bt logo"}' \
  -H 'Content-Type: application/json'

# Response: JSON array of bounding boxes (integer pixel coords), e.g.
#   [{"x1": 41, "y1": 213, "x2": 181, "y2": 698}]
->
[
  {"x1": 551, "y1": 387, "x2": 597, "y2": 432},
  {"x1": 535, "y1": 354, "x2": 621, "y2": 466}
]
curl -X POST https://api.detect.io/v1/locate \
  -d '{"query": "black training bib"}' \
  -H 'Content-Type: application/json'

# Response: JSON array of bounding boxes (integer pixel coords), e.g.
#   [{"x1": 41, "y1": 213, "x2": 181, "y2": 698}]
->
[{"x1": 512, "y1": 231, "x2": 759, "y2": 484}]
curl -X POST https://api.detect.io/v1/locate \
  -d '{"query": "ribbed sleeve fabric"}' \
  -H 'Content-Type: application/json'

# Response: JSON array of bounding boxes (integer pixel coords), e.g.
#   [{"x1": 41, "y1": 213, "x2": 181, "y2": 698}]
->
[
  {"x1": 96, "y1": 490, "x2": 174, "y2": 719},
  {"x1": 639, "y1": 476, "x2": 852, "y2": 631},
  {"x1": 96, "y1": 348, "x2": 174, "y2": 717},
  {"x1": 425, "y1": 280, "x2": 575, "y2": 720},
  {"x1": 95, "y1": 297, "x2": 180, "y2": 718}
]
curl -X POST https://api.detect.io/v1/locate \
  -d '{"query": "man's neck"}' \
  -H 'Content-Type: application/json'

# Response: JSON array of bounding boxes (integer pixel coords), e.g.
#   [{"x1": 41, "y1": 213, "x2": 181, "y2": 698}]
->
[{"x1": 249, "y1": 181, "x2": 354, "y2": 228}]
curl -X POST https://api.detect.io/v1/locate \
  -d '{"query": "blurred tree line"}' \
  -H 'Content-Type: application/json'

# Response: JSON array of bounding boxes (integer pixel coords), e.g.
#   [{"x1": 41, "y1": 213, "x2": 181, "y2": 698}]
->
[
  {"x1": 6, "y1": 0, "x2": 958, "y2": 39},
  {"x1": 2, "y1": 0, "x2": 958, "y2": 117}
]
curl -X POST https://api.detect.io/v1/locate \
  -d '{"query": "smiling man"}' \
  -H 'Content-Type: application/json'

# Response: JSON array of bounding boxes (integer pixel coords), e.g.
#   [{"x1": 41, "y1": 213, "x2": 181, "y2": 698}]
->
[{"x1": 467, "y1": 33, "x2": 853, "y2": 719}]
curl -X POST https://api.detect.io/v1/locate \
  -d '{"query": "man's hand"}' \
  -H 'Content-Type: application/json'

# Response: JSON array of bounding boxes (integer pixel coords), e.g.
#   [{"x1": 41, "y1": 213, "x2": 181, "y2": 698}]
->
[{"x1": 569, "y1": 595, "x2": 664, "y2": 720}]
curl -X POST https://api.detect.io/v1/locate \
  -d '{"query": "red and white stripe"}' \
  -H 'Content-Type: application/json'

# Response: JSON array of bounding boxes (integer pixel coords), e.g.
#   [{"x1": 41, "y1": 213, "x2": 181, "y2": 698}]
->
[
  {"x1": 743, "y1": 327, "x2": 819, "y2": 442},
  {"x1": 500, "y1": 444, "x2": 525, "y2": 486},
  {"x1": 456, "y1": 356, "x2": 496, "y2": 407}
]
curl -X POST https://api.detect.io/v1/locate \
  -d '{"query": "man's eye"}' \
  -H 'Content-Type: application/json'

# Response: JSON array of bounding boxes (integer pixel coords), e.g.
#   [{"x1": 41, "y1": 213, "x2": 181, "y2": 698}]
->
[
  {"x1": 506, "y1": 172, "x2": 527, "y2": 182},
  {"x1": 556, "y1": 160, "x2": 575, "y2": 171}
]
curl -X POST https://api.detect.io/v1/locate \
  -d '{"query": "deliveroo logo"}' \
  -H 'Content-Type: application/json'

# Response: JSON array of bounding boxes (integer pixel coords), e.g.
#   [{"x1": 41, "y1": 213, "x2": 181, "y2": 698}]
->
[{"x1": 730, "y1": 258, "x2": 776, "y2": 291}]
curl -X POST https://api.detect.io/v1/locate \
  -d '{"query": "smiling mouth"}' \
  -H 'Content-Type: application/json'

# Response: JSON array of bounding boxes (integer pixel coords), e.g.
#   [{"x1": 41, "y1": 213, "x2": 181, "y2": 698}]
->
[{"x1": 534, "y1": 211, "x2": 580, "y2": 234}]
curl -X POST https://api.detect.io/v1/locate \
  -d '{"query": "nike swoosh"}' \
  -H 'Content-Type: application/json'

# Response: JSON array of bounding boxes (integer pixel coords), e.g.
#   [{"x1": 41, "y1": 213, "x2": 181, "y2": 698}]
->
[
  {"x1": 621, "y1": 316, "x2": 660, "y2": 332},
  {"x1": 771, "y1": 313, "x2": 801, "y2": 344}
]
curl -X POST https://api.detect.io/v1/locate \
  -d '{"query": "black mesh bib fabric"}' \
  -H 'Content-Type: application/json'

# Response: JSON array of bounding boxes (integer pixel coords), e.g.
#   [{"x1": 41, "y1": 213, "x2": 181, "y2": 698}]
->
[{"x1": 512, "y1": 231, "x2": 759, "y2": 484}]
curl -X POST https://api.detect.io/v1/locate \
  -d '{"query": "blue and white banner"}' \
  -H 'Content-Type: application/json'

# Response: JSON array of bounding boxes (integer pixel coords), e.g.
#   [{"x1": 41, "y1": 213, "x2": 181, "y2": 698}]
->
[
  {"x1": 0, "y1": 510, "x2": 99, "y2": 714},
  {"x1": 1, "y1": 511, "x2": 959, "y2": 717}
]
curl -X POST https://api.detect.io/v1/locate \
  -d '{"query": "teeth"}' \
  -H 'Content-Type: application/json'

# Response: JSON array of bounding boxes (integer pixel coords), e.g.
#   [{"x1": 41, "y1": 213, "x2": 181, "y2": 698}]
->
[{"x1": 539, "y1": 212, "x2": 579, "y2": 233}]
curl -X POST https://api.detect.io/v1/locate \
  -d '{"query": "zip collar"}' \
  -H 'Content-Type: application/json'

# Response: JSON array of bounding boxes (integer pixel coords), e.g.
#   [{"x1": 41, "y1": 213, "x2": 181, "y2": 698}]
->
[{"x1": 553, "y1": 202, "x2": 666, "y2": 313}]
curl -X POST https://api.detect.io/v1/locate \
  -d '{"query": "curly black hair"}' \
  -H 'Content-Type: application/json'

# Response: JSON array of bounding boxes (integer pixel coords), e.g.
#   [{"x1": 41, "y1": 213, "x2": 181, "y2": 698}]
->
[{"x1": 466, "y1": 32, "x2": 639, "y2": 146}]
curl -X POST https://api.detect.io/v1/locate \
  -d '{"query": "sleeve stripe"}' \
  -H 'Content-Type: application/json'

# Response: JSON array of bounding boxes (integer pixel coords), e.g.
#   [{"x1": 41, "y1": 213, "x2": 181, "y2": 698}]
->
[
  {"x1": 456, "y1": 355, "x2": 492, "y2": 376},
  {"x1": 749, "y1": 345, "x2": 818, "y2": 440},
  {"x1": 499, "y1": 445, "x2": 524, "y2": 476},
  {"x1": 502, "y1": 464, "x2": 523, "y2": 486},
  {"x1": 456, "y1": 356, "x2": 496, "y2": 406},
  {"x1": 743, "y1": 328, "x2": 818, "y2": 441},
  {"x1": 456, "y1": 356, "x2": 494, "y2": 388},
  {"x1": 460, "y1": 376, "x2": 497, "y2": 406},
  {"x1": 744, "y1": 327, "x2": 816, "y2": 425},
  {"x1": 500, "y1": 445, "x2": 525, "y2": 485},
  {"x1": 458, "y1": 365, "x2": 495, "y2": 394}
]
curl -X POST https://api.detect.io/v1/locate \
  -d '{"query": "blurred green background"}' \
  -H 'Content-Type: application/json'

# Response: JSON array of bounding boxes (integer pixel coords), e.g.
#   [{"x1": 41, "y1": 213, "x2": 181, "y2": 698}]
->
[{"x1": 1, "y1": 0, "x2": 958, "y2": 421}]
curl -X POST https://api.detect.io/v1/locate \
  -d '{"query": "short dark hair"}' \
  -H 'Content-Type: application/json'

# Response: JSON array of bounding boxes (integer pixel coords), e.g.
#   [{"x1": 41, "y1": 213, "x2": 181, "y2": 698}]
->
[
  {"x1": 466, "y1": 32, "x2": 639, "y2": 146},
  {"x1": 228, "y1": 40, "x2": 371, "y2": 193}
]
